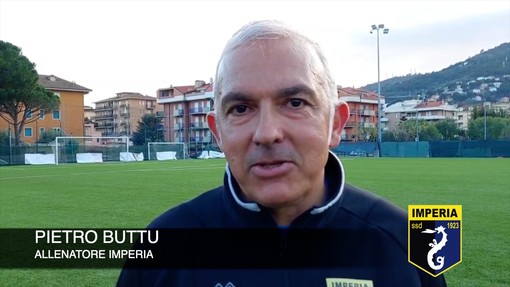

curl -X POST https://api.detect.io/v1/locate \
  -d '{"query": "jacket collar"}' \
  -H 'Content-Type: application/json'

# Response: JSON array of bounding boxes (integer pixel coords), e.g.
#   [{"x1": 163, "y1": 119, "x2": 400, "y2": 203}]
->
[{"x1": 224, "y1": 150, "x2": 346, "y2": 215}]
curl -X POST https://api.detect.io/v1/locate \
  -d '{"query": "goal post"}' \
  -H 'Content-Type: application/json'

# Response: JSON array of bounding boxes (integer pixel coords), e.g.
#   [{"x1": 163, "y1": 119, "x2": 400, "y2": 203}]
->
[
  {"x1": 52, "y1": 136, "x2": 130, "y2": 165},
  {"x1": 147, "y1": 142, "x2": 187, "y2": 160}
]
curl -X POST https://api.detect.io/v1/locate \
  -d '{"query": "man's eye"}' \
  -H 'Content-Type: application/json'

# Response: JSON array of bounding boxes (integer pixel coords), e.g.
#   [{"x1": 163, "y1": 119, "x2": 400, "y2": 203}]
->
[
  {"x1": 232, "y1": 105, "x2": 248, "y2": 114},
  {"x1": 288, "y1": 99, "x2": 304, "y2": 108}
]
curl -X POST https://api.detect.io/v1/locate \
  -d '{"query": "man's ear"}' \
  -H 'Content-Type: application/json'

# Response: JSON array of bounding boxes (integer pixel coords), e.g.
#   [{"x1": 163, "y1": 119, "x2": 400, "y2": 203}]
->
[
  {"x1": 329, "y1": 102, "x2": 350, "y2": 148},
  {"x1": 206, "y1": 111, "x2": 222, "y2": 149}
]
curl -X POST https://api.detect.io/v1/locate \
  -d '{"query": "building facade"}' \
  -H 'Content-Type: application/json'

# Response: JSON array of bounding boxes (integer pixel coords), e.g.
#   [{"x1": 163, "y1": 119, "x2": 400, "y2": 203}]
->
[
  {"x1": 337, "y1": 87, "x2": 385, "y2": 142},
  {"x1": 0, "y1": 74, "x2": 92, "y2": 144},
  {"x1": 384, "y1": 99, "x2": 464, "y2": 130},
  {"x1": 157, "y1": 80, "x2": 214, "y2": 154},
  {"x1": 94, "y1": 92, "x2": 163, "y2": 137},
  {"x1": 84, "y1": 106, "x2": 101, "y2": 139}
]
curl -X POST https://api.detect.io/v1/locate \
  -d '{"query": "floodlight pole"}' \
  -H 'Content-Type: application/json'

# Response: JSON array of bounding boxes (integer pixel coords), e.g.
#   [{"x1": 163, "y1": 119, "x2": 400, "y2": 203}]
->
[
  {"x1": 371, "y1": 24, "x2": 388, "y2": 157},
  {"x1": 484, "y1": 101, "x2": 488, "y2": 140},
  {"x1": 8, "y1": 125, "x2": 12, "y2": 165}
]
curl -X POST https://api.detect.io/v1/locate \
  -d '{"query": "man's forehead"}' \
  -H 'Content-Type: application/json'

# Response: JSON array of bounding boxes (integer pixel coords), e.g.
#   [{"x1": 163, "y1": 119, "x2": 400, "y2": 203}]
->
[
  {"x1": 220, "y1": 38, "x2": 313, "y2": 66},
  {"x1": 214, "y1": 38, "x2": 327, "y2": 104}
]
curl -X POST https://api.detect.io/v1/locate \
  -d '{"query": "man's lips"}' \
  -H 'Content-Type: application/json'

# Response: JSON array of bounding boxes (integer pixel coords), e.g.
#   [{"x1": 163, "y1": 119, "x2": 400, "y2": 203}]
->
[{"x1": 250, "y1": 161, "x2": 294, "y2": 178}]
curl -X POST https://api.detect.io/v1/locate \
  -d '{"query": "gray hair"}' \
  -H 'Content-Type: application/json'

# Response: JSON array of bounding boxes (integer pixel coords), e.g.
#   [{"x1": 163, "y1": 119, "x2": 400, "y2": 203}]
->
[{"x1": 213, "y1": 20, "x2": 338, "y2": 116}]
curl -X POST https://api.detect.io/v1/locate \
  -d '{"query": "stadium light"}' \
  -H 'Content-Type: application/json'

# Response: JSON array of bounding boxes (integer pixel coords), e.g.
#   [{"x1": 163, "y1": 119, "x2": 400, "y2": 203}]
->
[
  {"x1": 484, "y1": 101, "x2": 489, "y2": 140},
  {"x1": 371, "y1": 23, "x2": 389, "y2": 156}
]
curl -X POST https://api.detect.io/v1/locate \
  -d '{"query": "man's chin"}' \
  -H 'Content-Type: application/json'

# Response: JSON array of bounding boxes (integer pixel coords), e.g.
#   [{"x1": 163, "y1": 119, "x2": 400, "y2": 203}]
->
[{"x1": 251, "y1": 189, "x2": 301, "y2": 209}]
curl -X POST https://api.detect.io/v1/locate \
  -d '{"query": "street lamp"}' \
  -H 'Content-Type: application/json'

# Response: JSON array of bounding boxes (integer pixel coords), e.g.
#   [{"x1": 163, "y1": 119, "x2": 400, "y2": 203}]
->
[{"x1": 371, "y1": 24, "x2": 389, "y2": 156}]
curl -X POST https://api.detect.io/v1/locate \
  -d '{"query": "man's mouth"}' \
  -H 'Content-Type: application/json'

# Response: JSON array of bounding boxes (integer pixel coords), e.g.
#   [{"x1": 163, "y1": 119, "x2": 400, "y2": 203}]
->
[
  {"x1": 258, "y1": 162, "x2": 285, "y2": 168},
  {"x1": 250, "y1": 161, "x2": 293, "y2": 178}
]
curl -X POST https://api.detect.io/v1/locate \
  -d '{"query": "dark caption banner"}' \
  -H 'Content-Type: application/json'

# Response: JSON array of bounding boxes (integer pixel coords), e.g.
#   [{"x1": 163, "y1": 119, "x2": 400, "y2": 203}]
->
[{"x1": 0, "y1": 228, "x2": 395, "y2": 269}]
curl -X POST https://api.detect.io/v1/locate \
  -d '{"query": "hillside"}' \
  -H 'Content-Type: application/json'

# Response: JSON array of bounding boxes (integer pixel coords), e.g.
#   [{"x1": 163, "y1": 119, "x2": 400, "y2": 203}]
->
[{"x1": 361, "y1": 42, "x2": 510, "y2": 105}]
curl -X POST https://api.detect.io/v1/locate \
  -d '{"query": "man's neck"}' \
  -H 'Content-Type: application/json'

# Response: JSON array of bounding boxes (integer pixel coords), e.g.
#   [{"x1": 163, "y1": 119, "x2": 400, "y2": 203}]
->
[{"x1": 270, "y1": 183, "x2": 328, "y2": 226}]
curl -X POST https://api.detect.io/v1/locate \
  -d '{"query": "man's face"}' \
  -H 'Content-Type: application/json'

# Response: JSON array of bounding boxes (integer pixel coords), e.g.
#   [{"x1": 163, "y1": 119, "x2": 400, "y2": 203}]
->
[{"x1": 208, "y1": 39, "x2": 345, "y2": 212}]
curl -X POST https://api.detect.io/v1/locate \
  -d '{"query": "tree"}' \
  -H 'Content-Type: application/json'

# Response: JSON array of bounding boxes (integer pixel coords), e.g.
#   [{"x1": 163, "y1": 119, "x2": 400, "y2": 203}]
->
[
  {"x1": 131, "y1": 114, "x2": 164, "y2": 145},
  {"x1": 471, "y1": 105, "x2": 509, "y2": 120},
  {"x1": 393, "y1": 119, "x2": 442, "y2": 141},
  {"x1": 381, "y1": 131, "x2": 391, "y2": 141},
  {"x1": 0, "y1": 130, "x2": 9, "y2": 146},
  {"x1": 0, "y1": 41, "x2": 60, "y2": 145},
  {"x1": 435, "y1": 119, "x2": 461, "y2": 140},
  {"x1": 419, "y1": 123, "x2": 442, "y2": 141},
  {"x1": 36, "y1": 129, "x2": 62, "y2": 144},
  {"x1": 467, "y1": 117, "x2": 510, "y2": 140}
]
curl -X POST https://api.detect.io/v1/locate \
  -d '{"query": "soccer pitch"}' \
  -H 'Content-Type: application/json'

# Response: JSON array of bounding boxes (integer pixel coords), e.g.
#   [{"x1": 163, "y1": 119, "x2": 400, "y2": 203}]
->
[{"x1": 0, "y1": 157, "x2": 508, "y2": 286}]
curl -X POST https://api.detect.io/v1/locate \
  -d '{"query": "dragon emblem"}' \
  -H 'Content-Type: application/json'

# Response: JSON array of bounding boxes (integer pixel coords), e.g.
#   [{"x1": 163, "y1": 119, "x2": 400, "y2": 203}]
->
[{"x1": 422, "y1": 225, "x2": 448, "y2": 270}]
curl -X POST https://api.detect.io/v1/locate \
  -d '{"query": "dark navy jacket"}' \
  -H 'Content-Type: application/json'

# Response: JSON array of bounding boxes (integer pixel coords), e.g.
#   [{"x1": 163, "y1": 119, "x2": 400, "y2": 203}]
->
[{"x1": 117, "y1": 152, "x2": 447, "y2": 287}]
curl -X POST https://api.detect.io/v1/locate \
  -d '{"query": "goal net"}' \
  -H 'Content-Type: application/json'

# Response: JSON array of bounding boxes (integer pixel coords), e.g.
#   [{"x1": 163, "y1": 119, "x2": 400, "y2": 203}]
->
[
  {"x1": 147, "y1": 142, "x2": 187, "y2": 160},
  {"x1": 51, "y1": 136, "x2": 130, "y2": 165}
]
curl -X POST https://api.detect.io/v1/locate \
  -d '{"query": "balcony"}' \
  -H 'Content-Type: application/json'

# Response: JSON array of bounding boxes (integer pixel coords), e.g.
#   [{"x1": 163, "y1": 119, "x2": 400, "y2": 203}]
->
[
  {"x1": 189, "y1": 136, "x2": 204, "y2": 142},
  {"x1": 173, "y1": 109, "x2": 184, "y2": 117},
  {"x1": 96, "y1": 122, "x2": 114, "y2": 129},
  {"x1": 345, "y1": 121, "x2": 357, "y2": 128},
  {"x1": 95, "y1": 106, "x2": 113, "y2": 111},
  {"x1": 95, "y1": 114, "x2": 114, "y2": 120},
  {"x1": 360, "y1": 109, "x2": 376, "y2": 116},
  {"x1": 362, "y1": 122, "x2": 376, "y2": 128},
  {"x1": 190, "y1": 107, "x2": 211, "y2": 114},
  {"x1": 190, "y1": 122, "x2": 208, "y2": 130},
  {"x1": 174, "y1": 123, "x2": 184, "y2": 131}
]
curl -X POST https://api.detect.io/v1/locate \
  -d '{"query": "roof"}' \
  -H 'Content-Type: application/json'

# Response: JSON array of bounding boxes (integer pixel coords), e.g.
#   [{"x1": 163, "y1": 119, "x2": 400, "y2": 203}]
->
[
  {"x1": 337, "y1": 87, "x2": 379, "y2": 100},
  {"x1": 158, "y1": 80, "x2": 214, "y2": 96},
  {"x1": 95, "y1": 92, "x2": 157, "y2": 103},
  {"x1": 385, "y1": 100, "x2": 422, "y2": 113},
  {"x1": 385, "y1": 99, "x2": 459, "y2": 113},
  {"x1": 38, "y1": 74, "x2": 92, "y2": 93},
  {"x1": 415, "y1": 101, "x2": 442, "y2": 108}
]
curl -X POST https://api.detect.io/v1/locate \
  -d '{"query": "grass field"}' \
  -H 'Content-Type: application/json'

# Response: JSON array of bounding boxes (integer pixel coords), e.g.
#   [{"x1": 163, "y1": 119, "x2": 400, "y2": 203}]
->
[{"x1": 0, "y1": 157, "x2": 509, "y2": 286}]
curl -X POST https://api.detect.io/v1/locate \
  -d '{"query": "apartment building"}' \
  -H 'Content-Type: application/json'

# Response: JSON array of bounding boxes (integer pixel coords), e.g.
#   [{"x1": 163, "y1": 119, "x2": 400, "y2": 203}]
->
[
  {"x1": 156, "y1": 80, "x2": 214, "y2": 152},
  {"x1": 84, "y1": 106, "x2": 101, "y2": 138},
  {"x1": 385, "y1": 100, "x2": 463, "y2": 130},
  {"x1": 337, "y1": 87, "x2": 385, "y2": 142},
  {"x1": 94, "y1": 92, "x2": 163, "y2": 137},
  {"x1": 0, "y1": 74, "x2": 92, "y2": 144}
]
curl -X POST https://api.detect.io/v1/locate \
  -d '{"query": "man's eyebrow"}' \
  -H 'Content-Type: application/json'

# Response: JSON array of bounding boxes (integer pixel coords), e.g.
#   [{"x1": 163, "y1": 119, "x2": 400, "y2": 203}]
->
[
  {"x1": 220, "y1": 92, "x2": 251, "y2": 111},
  {"x1": 278, "y1": 84, "x2": 317, "y2": 99}
]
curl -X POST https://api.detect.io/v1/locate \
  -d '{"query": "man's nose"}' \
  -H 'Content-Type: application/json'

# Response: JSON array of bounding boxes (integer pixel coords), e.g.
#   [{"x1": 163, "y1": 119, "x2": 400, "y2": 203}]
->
[{"x1": 252, "y1": 106, "x2": 284, "y2": 145}]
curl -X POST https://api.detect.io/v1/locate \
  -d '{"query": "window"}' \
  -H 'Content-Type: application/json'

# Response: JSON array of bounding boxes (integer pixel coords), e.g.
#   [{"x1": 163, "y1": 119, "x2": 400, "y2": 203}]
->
[
  {"x1": 26, "y1": 109, "x2": 33, "y2": 118},
  {"x1": 53, "y1": 110, "x2": 60, "y2": 119},
  {"x1": 24, "y1": 127, "x2": 33, "y2": 137},
  {"x1": 39, "y1": 109, "x2": 45, "y2": 119},
  {"x1": 40, "y1": 127, "x2": 45, "y2": 135}
]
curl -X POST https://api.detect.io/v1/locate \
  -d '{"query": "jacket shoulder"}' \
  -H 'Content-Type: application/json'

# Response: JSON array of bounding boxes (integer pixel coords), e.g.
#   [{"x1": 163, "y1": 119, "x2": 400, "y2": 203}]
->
[
  {"x1": 339, "y1": 184, "x2": 408, "y2": 250},
  {"x1": 147, "y1": 186, "x2": 224, "y2": 228}
]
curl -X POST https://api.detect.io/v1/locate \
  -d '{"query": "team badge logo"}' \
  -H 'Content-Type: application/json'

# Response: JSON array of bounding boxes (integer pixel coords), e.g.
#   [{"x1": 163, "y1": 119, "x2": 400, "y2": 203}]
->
[{"x1": 408, "y1": 205, "x2": 462, "y2": 277}]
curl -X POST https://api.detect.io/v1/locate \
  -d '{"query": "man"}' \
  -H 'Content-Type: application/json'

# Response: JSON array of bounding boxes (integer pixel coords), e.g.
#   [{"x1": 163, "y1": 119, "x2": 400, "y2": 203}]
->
[{"x1": 117, "y1": 20, "x2": 447, "y2": 286}]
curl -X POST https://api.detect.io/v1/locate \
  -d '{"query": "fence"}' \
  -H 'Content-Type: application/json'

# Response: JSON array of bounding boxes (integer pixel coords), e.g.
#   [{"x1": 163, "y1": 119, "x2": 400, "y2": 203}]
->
[
  {"x1": 0, "y1": 144, "x2": 145, "y2": 165},
  {"x1": 1, "y1": 140, "x2": 509, "y2": 165},
  {"x1": 332, "y1": 140, "x2": 510, "y2": 158},
  {"x1": 429, "y1": 140, "x2": 510, "y2": 157}
]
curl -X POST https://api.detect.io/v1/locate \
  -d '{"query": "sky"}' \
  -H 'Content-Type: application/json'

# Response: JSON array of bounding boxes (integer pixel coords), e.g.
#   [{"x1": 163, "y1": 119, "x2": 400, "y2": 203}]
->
[{"x1": 1, "y1": 0, "x2": 509, "y2": 107}]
